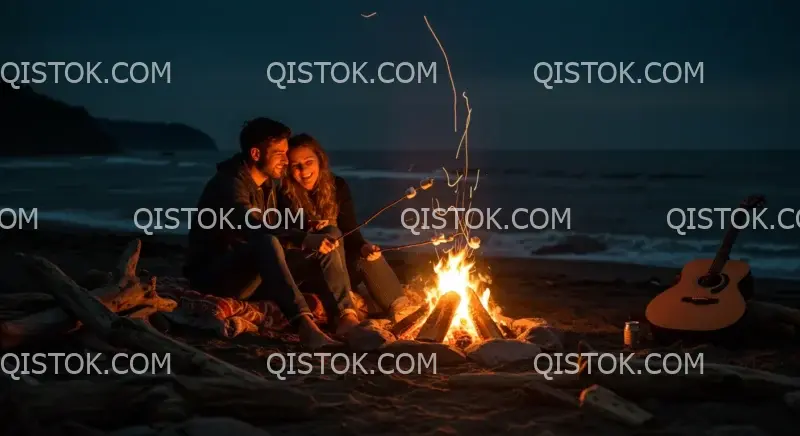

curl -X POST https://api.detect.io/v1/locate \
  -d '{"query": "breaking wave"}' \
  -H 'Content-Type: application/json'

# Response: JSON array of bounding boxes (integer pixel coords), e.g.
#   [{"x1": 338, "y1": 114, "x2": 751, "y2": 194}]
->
[
  {"x1": 27, "y1": 210, "x2": 800, "y2": 280},
  {"x1": 360, "y1": 228, "x2": 800, "y2": 280}
]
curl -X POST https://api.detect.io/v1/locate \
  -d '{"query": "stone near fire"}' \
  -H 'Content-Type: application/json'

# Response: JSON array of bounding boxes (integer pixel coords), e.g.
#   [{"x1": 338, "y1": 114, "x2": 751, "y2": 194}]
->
[
  {"x1": 464, "y1": 338, "x2": 542, "y2": 367},
  {"x1": 518, "y1": 324, "x2": 564, "y2": 352},
  {"x1": 380, "y1": 339, "x2": 467, "y2": 366},
  {"x1": 511, "y1": 317, "x2": 549, "y2": 335},
  {"x1": 347, "y1": 322, "x2": 396, "y2": 352}
]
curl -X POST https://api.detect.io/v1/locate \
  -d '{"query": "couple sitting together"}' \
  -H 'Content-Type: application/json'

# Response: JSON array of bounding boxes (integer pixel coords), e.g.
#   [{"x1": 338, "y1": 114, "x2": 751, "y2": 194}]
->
[{"x1": 183, "y1": 117, "x2": 409, "y2": 349}]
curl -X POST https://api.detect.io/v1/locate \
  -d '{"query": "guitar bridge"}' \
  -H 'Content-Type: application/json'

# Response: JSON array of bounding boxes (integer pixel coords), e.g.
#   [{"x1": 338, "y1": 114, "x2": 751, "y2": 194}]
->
[{"x1": 681, "y1": 296, "x2": 720, "y2": 305}]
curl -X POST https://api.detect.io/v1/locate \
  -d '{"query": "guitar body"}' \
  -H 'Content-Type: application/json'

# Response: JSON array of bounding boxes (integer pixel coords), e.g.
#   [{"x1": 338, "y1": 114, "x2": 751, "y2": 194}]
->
[{"x1": 646, "y1": 259, "x2": 753, "y2": 342}]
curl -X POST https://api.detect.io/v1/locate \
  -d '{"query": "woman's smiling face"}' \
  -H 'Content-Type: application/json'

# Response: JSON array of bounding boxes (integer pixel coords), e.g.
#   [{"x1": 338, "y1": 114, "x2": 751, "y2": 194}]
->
[{"x1": 288, "y1": 146, "x2": 320, "y2": 191}]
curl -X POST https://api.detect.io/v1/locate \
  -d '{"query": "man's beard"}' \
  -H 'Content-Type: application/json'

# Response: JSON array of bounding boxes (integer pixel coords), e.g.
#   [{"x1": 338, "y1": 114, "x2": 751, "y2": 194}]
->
[{"x1": 256, "y1": 156, "x2": 281, "y2": 178}]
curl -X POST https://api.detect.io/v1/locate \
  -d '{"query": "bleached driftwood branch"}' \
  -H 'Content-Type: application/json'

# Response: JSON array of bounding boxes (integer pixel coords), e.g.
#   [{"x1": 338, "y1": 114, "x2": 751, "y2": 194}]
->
[
  {"x1": 13, "y1": 242, "x2": 288, "y2": 385},
  {"x1": 0, "y1": 241, "x2": 175, "y2": 349}
]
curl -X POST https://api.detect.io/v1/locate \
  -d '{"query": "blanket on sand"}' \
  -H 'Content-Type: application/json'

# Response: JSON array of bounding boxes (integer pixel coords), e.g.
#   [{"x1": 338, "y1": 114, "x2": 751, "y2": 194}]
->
[{"x1": 156, "y1": 276, "x2": 374, "y2": 339}]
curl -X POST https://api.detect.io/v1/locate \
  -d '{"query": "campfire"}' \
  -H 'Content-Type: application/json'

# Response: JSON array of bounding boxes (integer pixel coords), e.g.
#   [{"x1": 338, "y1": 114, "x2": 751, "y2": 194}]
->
[{"x1": 392, "y1": 248, "x2": 508, "y2": 348}]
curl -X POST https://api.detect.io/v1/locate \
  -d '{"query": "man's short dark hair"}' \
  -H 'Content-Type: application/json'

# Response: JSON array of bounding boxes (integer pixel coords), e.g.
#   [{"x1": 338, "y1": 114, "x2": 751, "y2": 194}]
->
[{"x1": 239, "y1": 117, "x2": 291, "y2": 154}]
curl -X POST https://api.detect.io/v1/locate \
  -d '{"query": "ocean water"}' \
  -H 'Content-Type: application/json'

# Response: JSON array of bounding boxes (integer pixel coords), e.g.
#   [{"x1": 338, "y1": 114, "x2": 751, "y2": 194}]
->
[{"x1": 1, "y1": 150, "x2": 799, "y2": 280}]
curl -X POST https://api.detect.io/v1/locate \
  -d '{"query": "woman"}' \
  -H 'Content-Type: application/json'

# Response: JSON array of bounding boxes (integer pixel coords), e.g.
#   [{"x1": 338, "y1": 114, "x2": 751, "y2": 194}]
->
[{"x1": 280, "y1": 133, "x2": 410, "y2": 321}]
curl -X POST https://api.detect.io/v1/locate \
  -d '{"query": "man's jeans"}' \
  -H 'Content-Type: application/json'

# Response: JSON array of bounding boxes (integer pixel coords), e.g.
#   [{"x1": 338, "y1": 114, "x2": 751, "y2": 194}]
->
[{"x1": 188, "y1": 230, "x2": 356, "y2": 326}]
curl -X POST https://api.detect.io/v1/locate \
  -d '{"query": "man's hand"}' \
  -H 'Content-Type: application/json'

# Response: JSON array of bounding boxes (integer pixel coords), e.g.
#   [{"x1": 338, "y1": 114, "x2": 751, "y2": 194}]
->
[
  {"x1": 360, "y1": 243, "x2": 382, "y2": 261},
  {"x1": 304, "y1": 233, "x2": 339, "y2": 255}
]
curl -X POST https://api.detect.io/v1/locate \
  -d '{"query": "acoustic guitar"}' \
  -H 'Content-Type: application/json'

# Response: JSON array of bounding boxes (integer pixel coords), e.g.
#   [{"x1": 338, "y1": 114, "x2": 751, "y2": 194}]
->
[{"x1": 645, "y1": 195, "x2": 766, "y2": 335}]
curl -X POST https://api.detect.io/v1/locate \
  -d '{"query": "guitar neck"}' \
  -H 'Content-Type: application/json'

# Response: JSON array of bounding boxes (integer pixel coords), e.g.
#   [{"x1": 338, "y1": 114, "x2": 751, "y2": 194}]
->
[{"x1": 708, "y1": 226, "x2": 740, "y2": 274}]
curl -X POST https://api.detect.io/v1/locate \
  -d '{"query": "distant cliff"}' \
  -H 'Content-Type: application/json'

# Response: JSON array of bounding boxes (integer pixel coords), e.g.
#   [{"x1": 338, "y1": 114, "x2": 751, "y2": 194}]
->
[
  {"x1": 0, "y1": 83, "x2": 217, "y2": 156},
  {"x1": 0, "y1": 82, "x2": 119, "y2": 156},
  {"x1": 96, "y1": 119, "x2": 217, "y2": 152}
]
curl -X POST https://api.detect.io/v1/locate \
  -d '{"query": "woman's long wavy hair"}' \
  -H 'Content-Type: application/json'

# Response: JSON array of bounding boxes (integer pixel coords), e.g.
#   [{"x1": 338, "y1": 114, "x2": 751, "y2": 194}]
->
[{"x1": 282, "y1": 134, "x2": 338, "y2": 222}]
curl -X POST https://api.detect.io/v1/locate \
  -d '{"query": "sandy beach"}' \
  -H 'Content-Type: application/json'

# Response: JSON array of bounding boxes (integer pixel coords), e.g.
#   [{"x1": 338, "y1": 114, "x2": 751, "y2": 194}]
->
[{"x1": 1, "y1": 224, "x2": 799, "y2": 435}]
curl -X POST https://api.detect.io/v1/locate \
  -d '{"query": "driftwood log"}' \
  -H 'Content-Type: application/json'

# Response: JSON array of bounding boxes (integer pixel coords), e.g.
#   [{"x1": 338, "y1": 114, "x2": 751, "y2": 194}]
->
[
  {"x1": 415, "y1": 291, "x2": 461, "y2": 343},
  {"x1": 0, "y1": 293, "x2": 55, "y2": 311},
  {"x1": 0, "y1": 241, "x2": 175, "y2": 349},
  {"x1": 0, "y1": 374, "x2": 315, "y2": 431},
  {"x1": 448, "y1": 356, "x2": 800, "y2": 402},
  {"x1": 13, "y1": 244, "x2": 297, "y2": 386},
  {"x1": 747, "y1": 300, "x2": 800, "y2": 328},
  {"x1": 579, "y1": 384, "x2": 654, "y2": 426}
]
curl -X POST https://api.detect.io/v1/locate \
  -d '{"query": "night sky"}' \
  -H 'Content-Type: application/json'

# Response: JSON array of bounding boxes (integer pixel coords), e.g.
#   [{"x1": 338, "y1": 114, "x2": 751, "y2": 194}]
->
[{"x1": 2, "y1": 0, "x2": 798, "y2": 150}]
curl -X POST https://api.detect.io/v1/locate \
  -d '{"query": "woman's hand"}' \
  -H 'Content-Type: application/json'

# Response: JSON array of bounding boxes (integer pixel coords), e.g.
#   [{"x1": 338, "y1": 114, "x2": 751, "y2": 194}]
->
[
  {"x1": 303, "y1": 233, "x2": 339, "y2": 254},
  {"x1": 360, "y1": 243, "x2": 382, "y2": 261}
]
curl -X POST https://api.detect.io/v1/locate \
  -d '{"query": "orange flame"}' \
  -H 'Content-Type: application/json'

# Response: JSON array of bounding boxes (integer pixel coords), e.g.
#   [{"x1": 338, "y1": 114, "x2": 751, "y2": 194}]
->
[{"x1": 420, "y1": 248, "x2": 502, "y2": 345}]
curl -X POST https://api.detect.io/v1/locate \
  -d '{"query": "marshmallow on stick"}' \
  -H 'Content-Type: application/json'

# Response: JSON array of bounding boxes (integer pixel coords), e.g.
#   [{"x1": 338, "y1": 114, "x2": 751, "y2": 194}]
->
[{"x1": 467, "y1": 236, "x2": 481, "y2": 250}]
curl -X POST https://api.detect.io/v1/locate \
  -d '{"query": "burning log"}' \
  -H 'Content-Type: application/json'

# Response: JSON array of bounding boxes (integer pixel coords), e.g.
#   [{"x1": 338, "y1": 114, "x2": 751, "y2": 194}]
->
[
  {"x1": 465, "y1": 288, "x2": 504, "y2": 340},
  {"x1": 415, "y1": 291, "x2": 461, "y2": 343},
  {"x1": 390, "y1": 303, "x2": 430, "y2": 338},
  {"x1": 579, "y1": 384, "x2": 654, "y2": 427}
]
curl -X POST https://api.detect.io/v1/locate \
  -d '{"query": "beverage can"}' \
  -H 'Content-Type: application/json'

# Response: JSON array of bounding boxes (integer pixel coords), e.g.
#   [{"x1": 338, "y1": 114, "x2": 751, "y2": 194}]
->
[{"x1": 624, "y1": 321, "x2": 640, "y2": 348}]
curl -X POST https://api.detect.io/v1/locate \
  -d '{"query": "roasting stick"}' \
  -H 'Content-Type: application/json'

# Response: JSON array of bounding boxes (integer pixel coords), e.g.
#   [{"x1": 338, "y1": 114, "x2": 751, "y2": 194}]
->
[
  {"x1": 305, "y1": 178, "x2": 435, "y2": 258},
  {"x1": 378, "y1": 240, "x2": 438, "y2": 253},
  {"x1": 378, "y1": 232, "x2": 463, "y2": 253},
  {"x1": 336, "y1": 177, "x2": 435, "y2": 241}
]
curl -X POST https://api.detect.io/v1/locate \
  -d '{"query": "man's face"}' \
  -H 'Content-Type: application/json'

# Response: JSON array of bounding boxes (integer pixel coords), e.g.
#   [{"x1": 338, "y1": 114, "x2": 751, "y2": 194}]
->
[{"x1": 254, "y1": 138, "x2": 289, "y2": 179}]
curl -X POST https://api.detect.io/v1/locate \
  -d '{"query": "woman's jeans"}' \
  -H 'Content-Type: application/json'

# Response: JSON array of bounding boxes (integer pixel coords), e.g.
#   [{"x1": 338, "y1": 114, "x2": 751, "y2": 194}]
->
[
  {"x1": 345, "y1": 249, "x2": 407, "y2": 313},
  {"x1": 309, "y1": 225, "x2": 406, "y2": 314}
]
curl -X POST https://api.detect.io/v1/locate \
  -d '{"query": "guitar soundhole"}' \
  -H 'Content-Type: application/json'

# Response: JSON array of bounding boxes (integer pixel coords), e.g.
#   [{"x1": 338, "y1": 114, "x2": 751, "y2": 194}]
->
[{"x1": 697, "y1": 273, "x2": 729, "y2": 294}]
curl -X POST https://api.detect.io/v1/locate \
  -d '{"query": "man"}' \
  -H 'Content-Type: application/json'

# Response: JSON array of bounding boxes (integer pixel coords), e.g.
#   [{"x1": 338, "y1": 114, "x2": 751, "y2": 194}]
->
[{"x1": 183, "y1": 117, "x2": 361, "y2": 349}]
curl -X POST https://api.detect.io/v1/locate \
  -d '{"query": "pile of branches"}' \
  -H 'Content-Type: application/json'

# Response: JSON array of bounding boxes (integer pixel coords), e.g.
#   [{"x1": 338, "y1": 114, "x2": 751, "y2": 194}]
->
[{"x1": 0, "y1": 240, "x2": 315, "y2": 435}]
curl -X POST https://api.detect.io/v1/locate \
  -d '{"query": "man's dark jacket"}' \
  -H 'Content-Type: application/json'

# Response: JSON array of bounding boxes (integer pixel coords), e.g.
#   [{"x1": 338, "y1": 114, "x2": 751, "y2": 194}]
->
[{"x1": 183, "y1": 153, "x2": 306, "y2": 278}]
